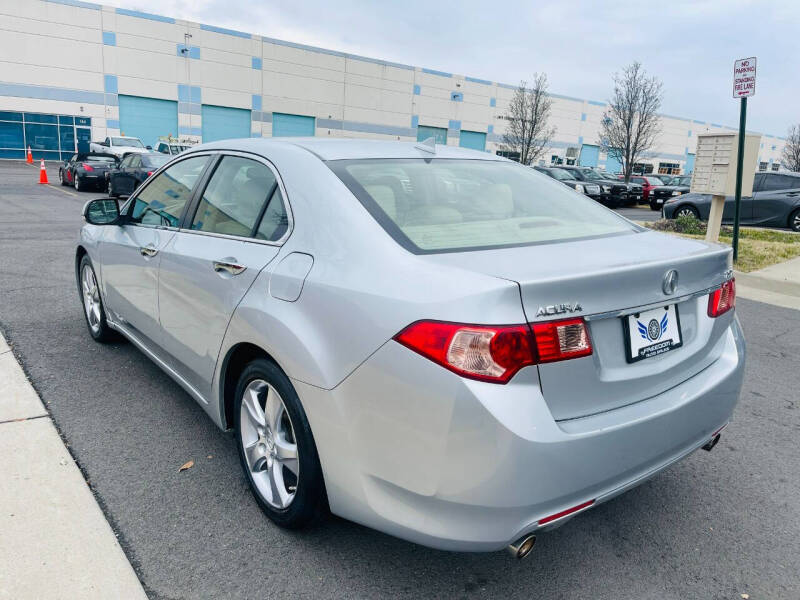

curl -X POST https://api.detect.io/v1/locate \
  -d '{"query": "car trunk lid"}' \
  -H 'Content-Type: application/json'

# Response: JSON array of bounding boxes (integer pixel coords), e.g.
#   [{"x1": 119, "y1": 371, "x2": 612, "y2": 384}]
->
[{"x1": 426, "y1": 230, "x2": 733, "y2": 420}]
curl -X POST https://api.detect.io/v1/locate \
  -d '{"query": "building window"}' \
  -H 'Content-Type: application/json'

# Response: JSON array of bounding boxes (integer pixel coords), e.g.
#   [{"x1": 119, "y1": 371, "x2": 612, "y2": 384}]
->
[
  {"x1": 657, "y1": 162, "x2": 680, "y2": 175},
  {"x1": 759, "y1": 162, "x2": 768, "y2": 171},
  {"x1": 0, "y1": 110, "x2": 90, "y2": 159},
  {"x1": 772, "y1": 162, "x2": 780, "y2": 171},
  {"x1": 632, "y1": 162, "x2": 654, "y2": 174},
  {"x1": 550, "y1": 154, "x2": 563, "y2": 165}
]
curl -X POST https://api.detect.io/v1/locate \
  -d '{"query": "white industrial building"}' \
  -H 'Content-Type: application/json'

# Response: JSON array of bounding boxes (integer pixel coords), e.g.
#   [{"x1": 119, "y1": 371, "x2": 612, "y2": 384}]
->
[{"x1": 0, "y1": 0, "x2": 788, "y2": 174}]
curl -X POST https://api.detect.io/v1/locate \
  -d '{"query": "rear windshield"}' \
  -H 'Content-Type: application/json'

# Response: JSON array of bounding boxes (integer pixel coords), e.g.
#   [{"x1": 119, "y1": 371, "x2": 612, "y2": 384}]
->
[
  {"x1": 328, "y1": 159, "x2": 637, "y2": 253},
  {"x1": 112, "y1": 137, "x2": 144, "y2": 148},
  {"x1": 142, "y1": 154, "x2": 170, "y2": 168}
]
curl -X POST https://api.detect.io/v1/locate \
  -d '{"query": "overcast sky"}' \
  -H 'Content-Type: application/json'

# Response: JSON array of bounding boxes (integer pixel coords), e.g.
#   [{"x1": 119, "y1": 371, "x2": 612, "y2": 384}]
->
[{"x1": 103, "y1": 0, "x2": 799, "y2": 136}]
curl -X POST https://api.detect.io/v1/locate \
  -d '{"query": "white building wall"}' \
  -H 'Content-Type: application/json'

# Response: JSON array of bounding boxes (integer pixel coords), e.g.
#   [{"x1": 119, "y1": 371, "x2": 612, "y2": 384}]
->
[{"x1": 0, "y1": 0, "x2": 789, "y2": 171}]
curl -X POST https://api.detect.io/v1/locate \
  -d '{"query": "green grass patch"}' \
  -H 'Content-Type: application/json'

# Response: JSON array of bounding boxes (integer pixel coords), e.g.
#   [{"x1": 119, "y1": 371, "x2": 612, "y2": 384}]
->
[{"x1": 643, "y1": 218, "x2": 800, "y2": 272}]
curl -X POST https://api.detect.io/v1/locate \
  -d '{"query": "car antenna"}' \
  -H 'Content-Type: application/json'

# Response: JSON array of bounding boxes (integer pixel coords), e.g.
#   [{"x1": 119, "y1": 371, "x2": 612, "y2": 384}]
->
[{"x1": 414, "y1": 137, "x2": 436, "y2": 154}]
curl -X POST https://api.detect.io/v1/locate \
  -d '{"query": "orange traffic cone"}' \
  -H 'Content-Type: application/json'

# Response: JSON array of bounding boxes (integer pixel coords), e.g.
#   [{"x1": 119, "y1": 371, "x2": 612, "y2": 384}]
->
[
  {"x1": 26, "y1": 146, "x2": 33, "y2": 164},
  {"x1": 38, "y1": 159, "x2": 49, "y2": 184}
]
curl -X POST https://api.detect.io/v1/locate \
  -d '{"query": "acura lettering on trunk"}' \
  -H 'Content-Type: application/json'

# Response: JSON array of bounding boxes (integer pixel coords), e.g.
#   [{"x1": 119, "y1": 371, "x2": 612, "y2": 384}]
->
[{"x1": 76, "y1": 139, "x2": 746, "y2": 559}]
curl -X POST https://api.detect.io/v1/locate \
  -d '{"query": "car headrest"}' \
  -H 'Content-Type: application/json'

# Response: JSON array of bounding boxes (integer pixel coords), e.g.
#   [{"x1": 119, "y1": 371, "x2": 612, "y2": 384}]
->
[{"x1": 364, "y1": 184, "x2": 397, "y2": 220}]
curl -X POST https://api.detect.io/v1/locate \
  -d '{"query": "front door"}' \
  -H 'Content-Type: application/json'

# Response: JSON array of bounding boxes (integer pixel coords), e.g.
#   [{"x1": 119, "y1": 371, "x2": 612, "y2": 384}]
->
[
  {"x1": 100, "y1": 154, "x2": 211, "y2": 349},
  {"x1": 157, "y1": 154, "x2": 289, "y2": 397}
]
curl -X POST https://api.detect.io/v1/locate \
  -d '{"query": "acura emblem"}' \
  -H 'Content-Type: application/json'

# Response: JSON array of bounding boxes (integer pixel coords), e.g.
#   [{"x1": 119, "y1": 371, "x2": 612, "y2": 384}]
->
[{"x1": 662, "y1": 269, "x2": 678, "y2": 295}]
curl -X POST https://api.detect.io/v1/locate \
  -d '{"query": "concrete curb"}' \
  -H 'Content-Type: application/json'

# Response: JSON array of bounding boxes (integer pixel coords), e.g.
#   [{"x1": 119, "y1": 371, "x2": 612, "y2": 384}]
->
[
  {"x1": 0, "y1": 333, "x2": 147, "y2": 599},
  {"x1": 735, "y1": 255, "x2": 800, "y2": 311}
]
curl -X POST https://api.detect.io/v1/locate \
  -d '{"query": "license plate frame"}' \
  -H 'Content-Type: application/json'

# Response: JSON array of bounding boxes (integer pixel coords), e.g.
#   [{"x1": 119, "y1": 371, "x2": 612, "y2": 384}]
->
[{"x1": 621, "y1": 304, "x2": 683, "y2": 363}]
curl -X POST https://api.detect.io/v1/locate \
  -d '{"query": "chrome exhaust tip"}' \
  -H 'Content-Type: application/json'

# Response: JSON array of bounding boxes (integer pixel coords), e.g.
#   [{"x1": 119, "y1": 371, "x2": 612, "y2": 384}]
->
[
  {"x1": 507, "y1": 534, "x2": 537, "y2": 560},
  {"x1": 702, "y1": 433, "x2": 721, "y2": 452}
]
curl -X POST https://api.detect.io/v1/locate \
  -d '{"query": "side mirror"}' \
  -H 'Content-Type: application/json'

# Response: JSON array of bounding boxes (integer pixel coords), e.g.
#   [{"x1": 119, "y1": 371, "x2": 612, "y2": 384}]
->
[
  {"x1": 83, "y1": 198, "x2": 120, "y2": 225},
  {"x1": 146, "y1": 145, "x2": 152, "y2": 150}
]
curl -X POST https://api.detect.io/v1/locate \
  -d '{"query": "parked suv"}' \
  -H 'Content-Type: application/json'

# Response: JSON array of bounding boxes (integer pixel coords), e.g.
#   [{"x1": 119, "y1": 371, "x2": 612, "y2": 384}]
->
[
  {"x1": 555, "y1": 166, "x2": 628, "y2": 208},
  {"x1": 663, "y1": 171, "x2": 800, "y2": 231},
  {"x1": 533, "y1": 166, "x2": 602, "y2": 201}
]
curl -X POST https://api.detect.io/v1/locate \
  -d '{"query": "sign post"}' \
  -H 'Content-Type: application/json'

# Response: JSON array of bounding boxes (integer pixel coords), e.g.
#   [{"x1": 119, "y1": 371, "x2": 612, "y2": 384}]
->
[{"x1": 732, "y1": 57, "x2": 756, "y2": 262}]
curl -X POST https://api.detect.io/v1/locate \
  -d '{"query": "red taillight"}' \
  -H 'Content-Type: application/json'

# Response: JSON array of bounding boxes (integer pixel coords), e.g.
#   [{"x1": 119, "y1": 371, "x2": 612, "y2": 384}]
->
[
  {"x1": 146, "y1": 171, "x2": 154, "y2": 177},
  {"x1": 394, "y1": 317, "x2": 592, "y2": 384},
  {"x1": 81, "y1": 163, "x2": 94, "y2": 171},
  {"x1": 708, "y1": 278, "x2": 736, "y2": 317},
  {"x1": 531, "y1": 317, "x2": 593, "y2": 363}
]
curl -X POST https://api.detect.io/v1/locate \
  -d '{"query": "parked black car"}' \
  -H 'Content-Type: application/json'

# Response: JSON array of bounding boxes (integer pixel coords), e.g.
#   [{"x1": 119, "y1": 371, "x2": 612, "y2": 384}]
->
[
  {"x1": 663, "y1": 171, "x2": 800, "y2": 232},
  {"x1": 58, "y1": 152, "x2": 118, "y2": 191},
  {"x1": 554, "y1": 166, "x2": 628, "y2": 208},
  {"x1": 533, "y1": 166, "x2": 602, "y2": 201},
  {"x1": 108, "y1": 152, "x2": 171, "y2": 197}
]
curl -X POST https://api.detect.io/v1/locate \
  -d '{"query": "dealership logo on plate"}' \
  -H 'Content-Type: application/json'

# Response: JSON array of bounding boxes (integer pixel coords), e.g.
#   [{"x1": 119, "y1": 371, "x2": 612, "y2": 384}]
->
[{"x1": 638, "y1": 313, "x2": 668, "y2": 342}]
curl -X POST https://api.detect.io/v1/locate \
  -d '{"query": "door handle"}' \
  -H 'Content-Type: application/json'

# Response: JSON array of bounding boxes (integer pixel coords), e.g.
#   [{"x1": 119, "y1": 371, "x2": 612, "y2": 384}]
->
[
  {"x1": 213, "y1": 260, "x2": 246, "y2": 276},
  {"x1": 140, "y1": 244, "x2": 158, "y2": 257}
]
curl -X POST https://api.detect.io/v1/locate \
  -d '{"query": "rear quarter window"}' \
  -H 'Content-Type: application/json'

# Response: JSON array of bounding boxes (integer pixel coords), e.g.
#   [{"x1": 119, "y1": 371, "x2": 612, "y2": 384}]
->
[{"x1": 328, "y1": 158, "x2": 638, "y2": 253}]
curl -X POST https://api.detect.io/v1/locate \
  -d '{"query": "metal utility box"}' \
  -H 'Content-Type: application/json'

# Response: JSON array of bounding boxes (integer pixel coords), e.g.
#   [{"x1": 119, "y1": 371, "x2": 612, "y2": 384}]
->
[{"x1": 690, "y1": 132, "x2": 760, "y2": 196}]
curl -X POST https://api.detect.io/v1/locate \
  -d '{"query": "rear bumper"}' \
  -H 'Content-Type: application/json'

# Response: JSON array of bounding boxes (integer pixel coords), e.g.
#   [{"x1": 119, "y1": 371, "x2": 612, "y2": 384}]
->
[{"x1": 296, "y1": 316, "x2": 745, "y2": 552}]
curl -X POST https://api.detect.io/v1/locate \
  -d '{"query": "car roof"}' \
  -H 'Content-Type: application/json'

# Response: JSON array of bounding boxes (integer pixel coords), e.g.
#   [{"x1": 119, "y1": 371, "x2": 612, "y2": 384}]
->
[{"x1": 186, "y1": 137, "x2": 507, "y2": 162}]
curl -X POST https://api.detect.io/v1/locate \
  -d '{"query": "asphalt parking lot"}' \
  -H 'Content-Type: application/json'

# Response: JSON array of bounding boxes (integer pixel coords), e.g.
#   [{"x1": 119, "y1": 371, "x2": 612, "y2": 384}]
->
[{"x1": 1, "y1": 160, "x2": 799, "y2": 599}]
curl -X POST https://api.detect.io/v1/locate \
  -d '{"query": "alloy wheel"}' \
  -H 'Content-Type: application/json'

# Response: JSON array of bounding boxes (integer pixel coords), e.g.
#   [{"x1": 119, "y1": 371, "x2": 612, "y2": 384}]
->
[
  {"x1": 74, "y1": 175, "x2": 80, "y2": 191},
  {"x1": 239, "y1": 379, "x2": 299, "y2": 509},
  {"x1": 677, "y1": 207, "x2": 697, "y2": 218},
  {"x1": 81, "y1": 264, "x2": 101, "y2": 334},
  {"x1": 792, "y1": 211, "x2": 800, "y2": 232}
]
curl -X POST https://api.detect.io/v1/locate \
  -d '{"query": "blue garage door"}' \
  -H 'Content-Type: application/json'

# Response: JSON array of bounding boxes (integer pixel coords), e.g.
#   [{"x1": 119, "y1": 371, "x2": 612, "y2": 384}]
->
[
  {"x1": 201, "y1": 105, "x2": 251, "y2": 142},
  {"x1": 417, "y1": 125, "x2": 447, "y2": 145},
  {"x1": 272, "y1": 113, "x2": 315, "y2": 137},
  {"x1": 604, "y1": 150, "x2": 623, "y2": 174},
  {"x1": 579, "y1": 144, "x2": 600, "y2": 167},
  {"x1": 459, "y1": 130, "x2": 486, "y2": 151},
  {"x1": 118, "y1": 95, "x2": 178, "y2": 148}
]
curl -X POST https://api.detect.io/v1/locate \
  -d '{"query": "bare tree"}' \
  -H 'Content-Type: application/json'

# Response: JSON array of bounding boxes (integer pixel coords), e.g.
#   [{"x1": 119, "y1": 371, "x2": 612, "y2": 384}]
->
[
  {"x1": 781, "y1": 125, "x2": 800, "y2": 172},
  {"x1": 599, "y1": 62, "x2": 663, "y2": 182},
  {"x1": 501, "y1": 74, "x2": 556, "y2": 165}
]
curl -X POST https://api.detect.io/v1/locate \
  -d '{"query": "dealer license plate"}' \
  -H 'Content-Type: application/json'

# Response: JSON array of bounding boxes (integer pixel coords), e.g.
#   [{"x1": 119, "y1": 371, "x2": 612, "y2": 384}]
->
[{"x1": 623, "y1": 305, "x2": 682, "y2": 363}]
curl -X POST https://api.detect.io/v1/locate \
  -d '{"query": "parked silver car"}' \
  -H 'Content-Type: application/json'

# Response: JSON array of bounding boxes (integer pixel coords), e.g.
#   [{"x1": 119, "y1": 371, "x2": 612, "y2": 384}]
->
[{"x1": 77, "y1": 139, "x2": 745, "y2": 557}]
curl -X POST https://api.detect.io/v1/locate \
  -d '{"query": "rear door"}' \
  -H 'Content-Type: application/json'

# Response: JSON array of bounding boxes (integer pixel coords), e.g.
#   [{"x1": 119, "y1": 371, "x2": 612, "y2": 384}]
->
[
  {"x1": 752, "y1": 173, "x2": 800, "y2": 225},
  {"x1": 157, "y1": 152, "x2": 290, "y2": 398}
]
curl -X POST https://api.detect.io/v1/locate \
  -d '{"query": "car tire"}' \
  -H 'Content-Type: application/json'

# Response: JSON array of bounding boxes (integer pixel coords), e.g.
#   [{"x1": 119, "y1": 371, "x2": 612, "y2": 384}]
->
[
  {"x1": 789, "y1": 208, "x2": 800, "y2": 233},
  {"x1": 234, "y1": 358, "x2": 327, "y2": 530},
  {"x1": 59, "y1": 169, "x2": 67, "y2": 186},
  {"x1": 77, "y1": 255, "x2": 116, "y2": 343},
  {"x1": 74, "y1": 174, "x2": 81, "y2": 192},
  {"x1": 649, "y1": 201, "x2": 660, "y2": 211},
  {"x1": 675, "y1": 205, "x2": 699, "y2": 219}
]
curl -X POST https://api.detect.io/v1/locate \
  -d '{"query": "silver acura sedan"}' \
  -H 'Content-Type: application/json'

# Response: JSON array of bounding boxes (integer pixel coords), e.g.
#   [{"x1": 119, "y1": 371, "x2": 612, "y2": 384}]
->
[{"x1": 77, "y1": 138, "x2": 745, "y2": 558}]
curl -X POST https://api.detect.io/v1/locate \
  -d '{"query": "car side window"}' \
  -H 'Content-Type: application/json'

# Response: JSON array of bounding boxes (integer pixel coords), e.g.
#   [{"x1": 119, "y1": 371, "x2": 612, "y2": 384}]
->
[
  {"x1": 190, "y1": 156, "x2": 279, "y2": 238},
  {"x1": 119, "y1": 155, "x2": 131, "y2": 168},
  {"x1": 129, "y1": 155, "x2": 141, "y2": 168},
  {"x1": 759, "y1": 174, "x2": 797, "y2": 192},
  {"x1": 255, "y1": 187, "x2": 289, "y2": 242},
  {"x1": 128, "y1": 156, "x2": 208, "y2": 228},
  {"x1": 70, "y1": 154, "x2": 77, "y2": 163},
  {"x1": 752, "y1": 173, "x2": 765, "y2": 192}
]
